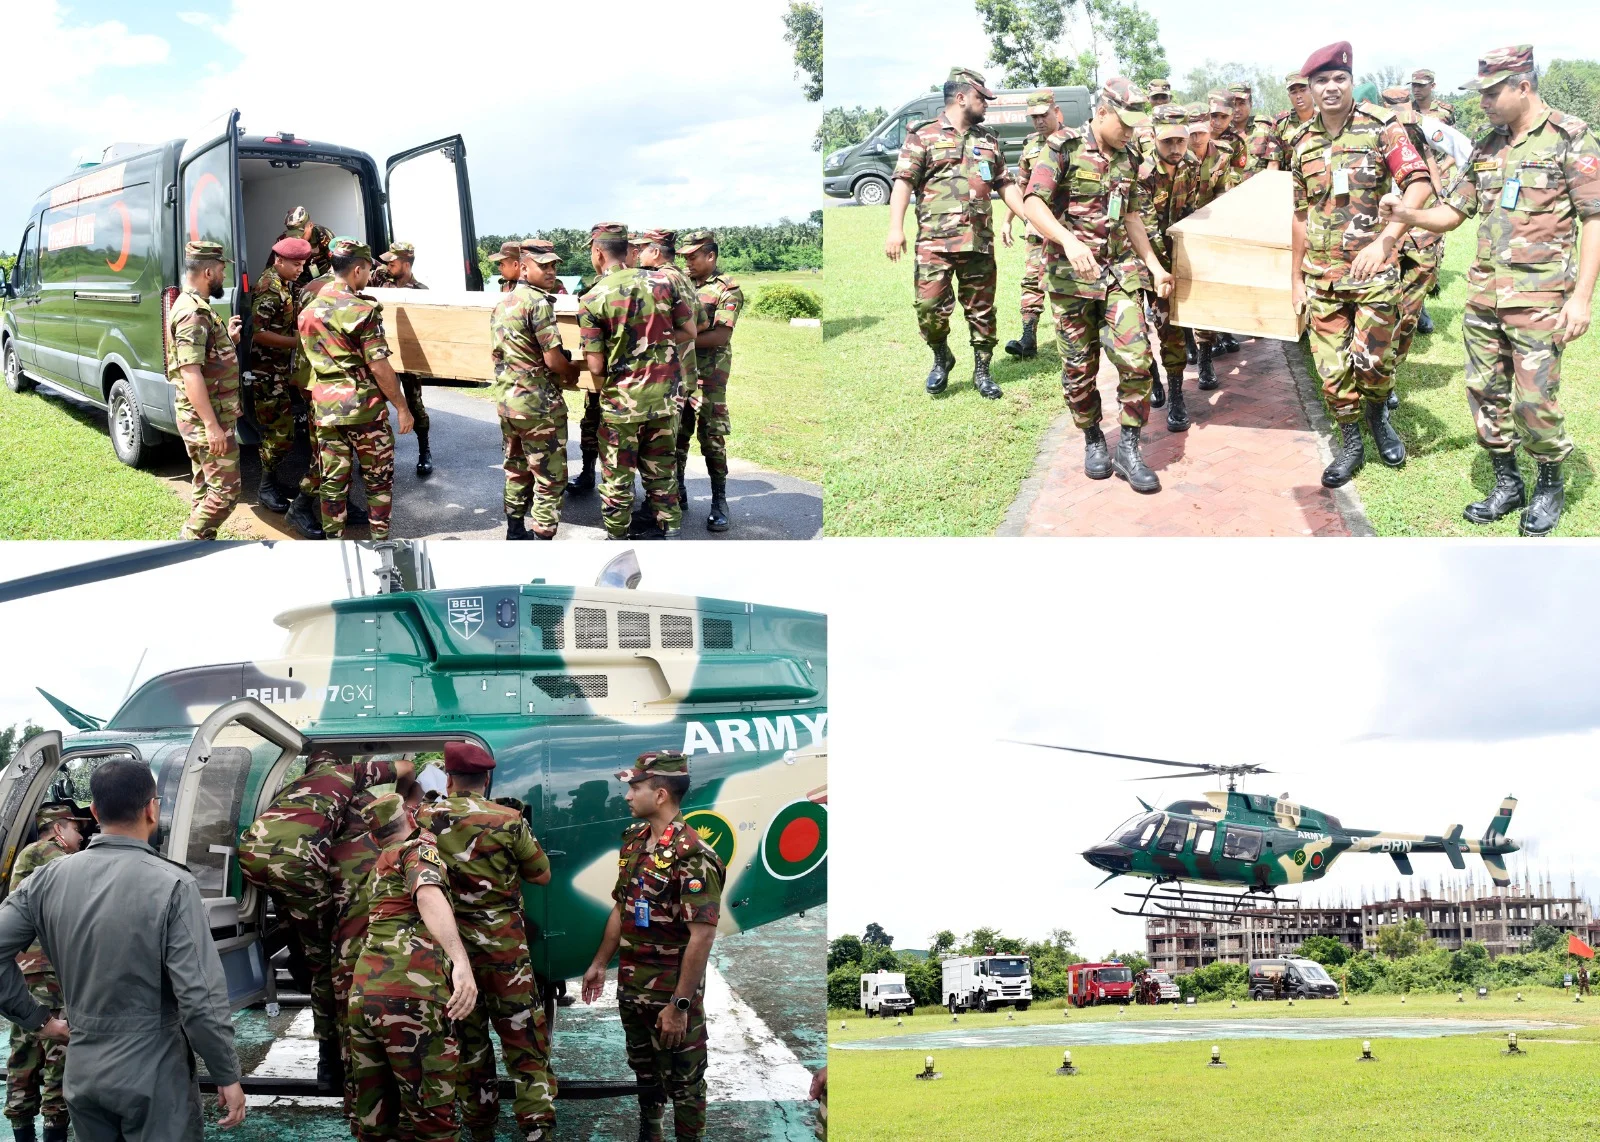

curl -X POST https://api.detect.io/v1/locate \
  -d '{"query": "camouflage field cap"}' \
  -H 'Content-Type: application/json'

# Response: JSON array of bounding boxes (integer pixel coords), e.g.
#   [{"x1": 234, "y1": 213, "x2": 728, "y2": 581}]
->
[
  {"x1": 1227, "y1": 81, "x2": 1251, "y2": 98},
  {"x1": 363, "y1": 791, "x2": 408, "y2": 833},
  {"x1": 330, "y1": 236, "x2": 373, "y2": 262},
  {"x1": 948, "y1": 66, "x2": 996, "y2": 100},
  {"x1": 518, "y1": 237, "x2": 562, "y2": 264},
  {"x1": 1099, "y1": 77, "x2": 1151, "y2": 126},
  {"x1": 285, "y1": 205, "x2": 310, "y2": 229},
  {"x1": 616, "y1": 749, "x2": 689, "y2": 783},
  {"x1": 36, "y1": 801, "x2": 76, "y2": 829},
  {"x1": 489, "y1": 240, "x2": 523, "y2": 263},
  {"x1": 271, "y1": 236, "x2": 312, "y2": 260},
  {"x1": 443, "y1": 740, "x2": 495, "y2": 774},
  {"x1": 1184, "y1": 102, "x2": 1211, "y2": 127},
  {"x1": 1148, "y1": 78, "x2": 1172, "y2": 95},
  {"x1": 590, "y1": 222, "x2": 629, "y2": 241},
  {"x1": 378, "y1": 240, "x2": 415, "y2": 264},
  {"x1": 1207, "y1": 90, "x2": 1233, "y2": 115},
  {"x1": 1411, "y1": 68, "x2": 1436, "y2": 84},
  {"x1": 185, "y1": 239, "x2": 230, "y2": 263},
  {"x1": 1466, "y1": 45, "x2": 1534, "y2": 92},
  {"x1": 1285, "y1": 72, "x2": 1308, "y2": 89},
  {"x1": 1026, "y1": 90, "x2": 1056, "y2": 114},
  {"x1": 1382, "y1": 86, "x2": 1411, "y2": 107},
  {"x1": 678, "y1": 228, "x2": 716, "y2": 254},
  {"x1": 1153, "y1": 104, "x2": 1190, "y2": 141}
]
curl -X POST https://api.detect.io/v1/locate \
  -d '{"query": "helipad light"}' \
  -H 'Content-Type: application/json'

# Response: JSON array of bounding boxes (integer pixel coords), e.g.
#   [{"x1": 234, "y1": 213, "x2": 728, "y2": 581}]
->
[
  {"x1": 916, "y1": 1054, "x2": 942, "y2": 1080},
  {"x1": 1056, "y1": 1049, "x2": 1078, "y2": 1076},
  {"x1": 1208, "y1": 1043, "x2": 1226, "y2": 1068},
  {"x1": 1503, "y1": 1031, "x2": 1524, "y2": 1056},
  {"x1": 1358, "y1": 1039, "x2": 1377, "y2": 1062}
]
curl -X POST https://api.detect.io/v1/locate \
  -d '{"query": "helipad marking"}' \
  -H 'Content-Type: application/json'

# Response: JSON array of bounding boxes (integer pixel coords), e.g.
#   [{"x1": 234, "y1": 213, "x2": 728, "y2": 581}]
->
[{"x1": 244, "y1": 1007, "x2": 340, "y2": 1108}]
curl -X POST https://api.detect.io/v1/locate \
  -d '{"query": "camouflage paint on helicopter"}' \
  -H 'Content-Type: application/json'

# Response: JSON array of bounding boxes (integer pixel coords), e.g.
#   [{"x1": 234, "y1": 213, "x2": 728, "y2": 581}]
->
[{"x1": 4, "y1": 583, "x2": 827, "y2": 992}]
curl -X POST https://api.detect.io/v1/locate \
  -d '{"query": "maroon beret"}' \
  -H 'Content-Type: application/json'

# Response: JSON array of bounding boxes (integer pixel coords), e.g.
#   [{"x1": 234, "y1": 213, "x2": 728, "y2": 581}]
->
[
  {"x1": 1302, "y1": 41, "x2": 1353, "y2": 80},
  {"x1": 443, "y1": 741, "x2": 495, "y2": 774},
  {"x1": 272, "y1": 236, "x2": 313, "y2": 260}
]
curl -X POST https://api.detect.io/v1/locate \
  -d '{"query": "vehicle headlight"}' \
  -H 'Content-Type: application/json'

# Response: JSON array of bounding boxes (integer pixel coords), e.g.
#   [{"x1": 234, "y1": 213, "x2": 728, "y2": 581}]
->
[{"x1": 824, "y1": 149, "x2": 848, "y2": 170}]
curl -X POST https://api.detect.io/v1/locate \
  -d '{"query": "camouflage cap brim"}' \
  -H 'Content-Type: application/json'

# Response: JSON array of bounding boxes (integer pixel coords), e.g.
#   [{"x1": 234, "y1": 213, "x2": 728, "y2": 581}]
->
[
  {"x1": 1465, "y1": 70, "x2": 1523, "y2": 93},
  {"x1": 1114, "y1": 105, "x2": 1151, "y2": 127}
]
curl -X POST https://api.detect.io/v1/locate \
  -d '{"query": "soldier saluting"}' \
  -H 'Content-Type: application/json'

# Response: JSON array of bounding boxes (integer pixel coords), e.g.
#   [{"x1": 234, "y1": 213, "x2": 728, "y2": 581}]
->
[
  {"x1": 582, "y1": 751, "x2": 725, "y2": 1142},
  {"x1": 422, "y1": 743, "x2": 556, "y2": 1142},
  {"x1": 1381, "y1": 44, "x2": 1600, "y2": 536}
]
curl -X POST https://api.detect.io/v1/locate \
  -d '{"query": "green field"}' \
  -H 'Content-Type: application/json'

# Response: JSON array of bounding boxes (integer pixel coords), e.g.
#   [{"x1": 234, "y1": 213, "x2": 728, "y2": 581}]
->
[{"x1": 828, "y1": 990, "x2": 1600, "y2": 1140}]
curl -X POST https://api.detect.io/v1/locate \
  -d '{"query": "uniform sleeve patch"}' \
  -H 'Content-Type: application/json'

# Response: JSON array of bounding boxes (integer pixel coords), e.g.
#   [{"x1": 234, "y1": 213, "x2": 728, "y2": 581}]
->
[{"x1": 687, "y1": 877, "x2": 704, "y2": 893}]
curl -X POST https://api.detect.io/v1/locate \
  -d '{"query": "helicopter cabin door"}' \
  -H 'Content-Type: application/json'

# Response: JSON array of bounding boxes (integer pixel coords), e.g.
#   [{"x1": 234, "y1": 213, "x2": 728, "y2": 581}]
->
[
  {"x1": 0, "y1": 731, "x2": 66, "y2": 899},
  {"x1": 172, "y1": 698, "x2": 307, "y2": 1010}
]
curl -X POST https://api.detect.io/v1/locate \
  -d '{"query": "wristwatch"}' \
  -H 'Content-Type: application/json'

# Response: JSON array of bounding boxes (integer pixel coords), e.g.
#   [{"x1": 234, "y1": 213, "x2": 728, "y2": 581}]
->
[{"x1": 673, "y1": 996, "x2": 691, "y2": 1012}]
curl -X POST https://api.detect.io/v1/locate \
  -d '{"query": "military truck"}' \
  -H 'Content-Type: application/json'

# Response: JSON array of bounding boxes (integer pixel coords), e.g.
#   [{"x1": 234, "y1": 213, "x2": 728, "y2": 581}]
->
[
  {"x1": 821, "y1": 85, "x2": 1091, "y2": 206},
  {"x1": 0, "y1": 110, "x2": 481, "y2": 467}
]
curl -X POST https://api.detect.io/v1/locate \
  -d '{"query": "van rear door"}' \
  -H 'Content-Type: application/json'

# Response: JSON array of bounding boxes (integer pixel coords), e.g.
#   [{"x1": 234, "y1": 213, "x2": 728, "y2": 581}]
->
[
  {"x1": 179, "y1": 110, "x2": 246, "y2": 321},
  {"x1": 385, "y1": 136, "x2": 483, "y2": 292}
]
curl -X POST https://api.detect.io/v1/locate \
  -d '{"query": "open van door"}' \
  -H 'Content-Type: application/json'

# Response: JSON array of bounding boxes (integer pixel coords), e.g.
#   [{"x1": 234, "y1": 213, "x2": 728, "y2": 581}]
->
[
  {"x1": 385, "y1": 136, "x2": 483, "y2": 292},
  {"x1": 172, "y1": 698, "x2": 305, "y2": 1010},
  {"x1": 179, "y1": 110, "x2": 246, "y2": 322},
  {"x1": 0, "y1": 731, "x2": 64, "y2": 896}
]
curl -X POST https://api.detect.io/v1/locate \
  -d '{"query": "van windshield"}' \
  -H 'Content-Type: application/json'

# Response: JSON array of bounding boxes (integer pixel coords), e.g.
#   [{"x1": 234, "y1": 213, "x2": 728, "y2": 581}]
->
[
  {"x1": 1295, "y1": 962, "x2": 1333, "y2": 983},
  {"x1": 1097, "y1": 967, "x2": 1132, "y2": 983},
  {"x1": 878, "y1": 983, "x2": 905, "y2": 994},
  {"x1": 988, "y1": 958, "x2": 1028, "y2": 977}
]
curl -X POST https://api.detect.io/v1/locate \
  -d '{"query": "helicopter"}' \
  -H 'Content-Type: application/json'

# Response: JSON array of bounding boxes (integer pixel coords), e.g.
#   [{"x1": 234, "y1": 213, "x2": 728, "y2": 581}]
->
[
  {"x1": 0, "y1": 542, "x2": 827, "y2": 1092},
  {"x1": 1018, "y1": 743, "x2": 1518, "y2": 920}
]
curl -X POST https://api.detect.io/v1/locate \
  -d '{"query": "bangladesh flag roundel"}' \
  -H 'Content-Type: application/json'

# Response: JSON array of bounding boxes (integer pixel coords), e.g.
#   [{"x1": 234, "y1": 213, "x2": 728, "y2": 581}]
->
[{"x1": 761, "y1": 799, "x2": 827, "y2": 880}]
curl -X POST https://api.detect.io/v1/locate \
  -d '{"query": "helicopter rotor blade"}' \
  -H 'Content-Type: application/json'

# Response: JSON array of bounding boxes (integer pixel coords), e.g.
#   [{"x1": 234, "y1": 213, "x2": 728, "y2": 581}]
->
[
  {"x1": 1008, "y1": 742, "x2": 1220, "y2": 770},
  {"x1": 0, "y1": 543, "x2": 264, "y2": 605}
]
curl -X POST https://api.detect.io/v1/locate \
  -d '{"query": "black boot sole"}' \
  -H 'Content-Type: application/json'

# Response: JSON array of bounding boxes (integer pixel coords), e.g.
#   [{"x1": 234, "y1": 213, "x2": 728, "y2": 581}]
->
[
  {"x1": 1518, "y1": 520, "x2": 1560, "y2": 537},
  {"x1": 1167, "y1": 410, "x2": 1190, "y2": 433},
  {"x1": 1464, "y1": 498, "x2": 1525, "y2": 524},
  {"x1": 1321, "y1": 463, "x2": 1364, "y2": 489},
  {"x1": 1111, "y1": 462, "x2": 1161, "y2": 494}
]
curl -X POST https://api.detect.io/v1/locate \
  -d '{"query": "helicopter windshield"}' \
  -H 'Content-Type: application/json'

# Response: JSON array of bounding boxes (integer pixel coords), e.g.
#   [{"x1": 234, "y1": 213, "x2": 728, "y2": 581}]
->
[
  {"x1": 1112, "y1": 813, "x2": 1162, "y2": 848},
  {"x1": 988, "y1": 958, "x2": 1029, "y2": 977}
]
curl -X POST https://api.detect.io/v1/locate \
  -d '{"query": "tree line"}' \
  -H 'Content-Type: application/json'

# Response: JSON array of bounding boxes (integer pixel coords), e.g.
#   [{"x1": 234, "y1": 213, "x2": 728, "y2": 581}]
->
[{"x1": 476, "y1": 215, "x2": 822, "y2": 283}]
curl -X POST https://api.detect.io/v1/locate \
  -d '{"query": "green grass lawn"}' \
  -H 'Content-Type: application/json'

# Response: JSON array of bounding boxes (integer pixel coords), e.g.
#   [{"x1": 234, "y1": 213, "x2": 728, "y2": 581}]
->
[
  {"x1": 1332, "y1": 237, "x2": 1600, "y2": 536},
  {"x1": 828, "y1": 989, "x2": 1600, "y2": 1140}
]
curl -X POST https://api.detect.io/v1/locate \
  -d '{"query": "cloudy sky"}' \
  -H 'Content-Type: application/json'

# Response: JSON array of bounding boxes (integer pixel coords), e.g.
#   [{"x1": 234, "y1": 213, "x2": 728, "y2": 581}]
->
[
  {"x1": 0, "y1": 0, "x2": 817, "y2": 247},
  {"x1": 828, "y1": 0, "x2": 1597, "y2": 114}
]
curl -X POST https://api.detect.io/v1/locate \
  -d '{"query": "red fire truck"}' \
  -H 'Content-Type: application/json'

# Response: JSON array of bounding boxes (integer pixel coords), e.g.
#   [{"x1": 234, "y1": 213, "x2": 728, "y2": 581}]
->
[{"x1": 1065, "y1": 961, "x2": 1135, "y2": 1007}]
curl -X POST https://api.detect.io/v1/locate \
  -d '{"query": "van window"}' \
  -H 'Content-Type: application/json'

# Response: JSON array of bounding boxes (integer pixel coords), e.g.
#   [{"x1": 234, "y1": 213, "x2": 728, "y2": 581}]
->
[
  {"x1": 183, "y1": 145, "x2": 237, "y2": 282},
  {"x1": 877, "y1": 115, "x2": 912, "y2": 149},
  {"x1": 75, "y1": 185, "x2": 153, "y2": 285},
  {"x1": 14, "y1": 224, "x2": 37, "y2": 293},
  {"x1": 40, "y1": 204, "x2": 84, "y2": 288}
]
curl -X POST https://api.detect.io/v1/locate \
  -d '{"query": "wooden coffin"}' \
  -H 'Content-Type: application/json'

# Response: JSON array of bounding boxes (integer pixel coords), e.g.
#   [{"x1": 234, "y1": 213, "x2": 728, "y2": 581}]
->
[
  {"x1": 368, "y1": 287, "x2": 601, "y2": 393},
  {"x1": 1169, "y1": 170, "x2": 1307, "y2": 342}
]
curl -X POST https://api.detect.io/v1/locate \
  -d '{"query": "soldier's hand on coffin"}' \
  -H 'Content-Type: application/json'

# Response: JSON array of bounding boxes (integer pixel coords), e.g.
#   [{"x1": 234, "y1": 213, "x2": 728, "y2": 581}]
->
[
  {"x1": 1062, "y1": 237, "x2": 1100, "y2": 280},
  {"x1": 1348, "y1": 238, "x2": 1391, "y2": 285},
  {"x1": 1555, "y1": 296, "x2": 1592, "y2": 345},
  {"x1": 1378, "y1": 193, "x2": 1403, "y2": 225},
  {"x1": 38, "y1": 1016, "x2": 68, "y2": 1042},
  {"x1": 396, "y1": 406, "x2": 414, "y2": 436},
  {"x1": 1292, "y1": 276, "x2": 1307, "y2": 316},
  {"x1": 885, "y1": 226, "x2": 907, "y2": 262},
  {"x1": 1150, "y1": 265, "x2": 1173, "y2": 299}
]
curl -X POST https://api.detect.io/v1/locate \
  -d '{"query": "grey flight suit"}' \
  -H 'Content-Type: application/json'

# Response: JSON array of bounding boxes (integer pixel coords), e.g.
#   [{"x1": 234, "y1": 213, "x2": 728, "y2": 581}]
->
[{"x1": 0, "y1": 833, "x2": 241, "y2": 1142}]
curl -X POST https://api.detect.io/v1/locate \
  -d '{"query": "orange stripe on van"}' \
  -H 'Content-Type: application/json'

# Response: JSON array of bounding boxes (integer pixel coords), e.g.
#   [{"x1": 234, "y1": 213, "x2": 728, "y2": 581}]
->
[{"x1": 106, "y1": 201, "x2": 132, "y2": 273}]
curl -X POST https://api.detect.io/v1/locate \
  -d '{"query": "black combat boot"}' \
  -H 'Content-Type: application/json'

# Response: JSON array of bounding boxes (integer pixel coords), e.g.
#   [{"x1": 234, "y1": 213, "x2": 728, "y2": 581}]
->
[
  {"x1": 1219, "y1": 331, "x2": 1240, "y2": 355},
  {"x1": 344, "y1": 498, "x2": 370, "y2": 527},
  {"x1": 567, "y1": 454, "x2": 596, "y2": 494},
  {"x1": 661, "y1": 527, "x2": 683, "y2": 540},
  {"x1": 972, "y1": 348, "x2": 1001, "y2": 399},
  {"x1": 1082, "y1": 424, "x2": 1112, "y2": 480},
  {"x1": 707, "y1": 474, "x2": 730, "y2": 532},
  {"x1": 1112, "y1": 425, "x2": 1161, "y2": 493},
  {"x1": 1463, "y1": 451, "x2": 1526, "y2": 524},
  {"x1": 317, "y1": 1036, "x2": 342, "y2": 1090},
  {"x1": 1321, "y1": 423, "x2": 1366, "y2": 488},
  {"x1": 925, "y1": 340, "x2": 956, "y2": 394},
  {"x1": 1004, "y1": 320, "x2": 1038, "y2": 358},
  {"x1": 1417, "y1": 306, "x2": 1434, "y2": 335},
  {"x1": 42, "y1": 1123, "x2": 67, "y2": 1142},
  {"x1": 414, "y1": 427, "x2": 433, "y2": 477},
  {"x1": 1364, "y1": 399, "x2": 1406, "y2": 467},
  {"x1": 12, "y1": 1123, "x2": 37, "y2": 1142},
  {"x1": 257, "y1": 471, "x2": 289, "y2": 513},
  {"x1": 1149, "y1": 363, "x2": 1166, "y2": 409},
  {"x1": 1519, "y1": 461, "x2": 1565, "y2": 537},
  {"x1": 1386, "y1": 386, "x2": 1399, "y2": 411},
  {"x1": 286, "y1": 492, "x2": 325, "y2": 540},
  {"x1": 1197, "y1": 342, "x2": 1218, "y2": 390},
  {"x1": 1184, "y1": 328, "x2": 1197, "y2": 365},
  {"x1": 676, "y1": 458, "x2": 689, "y2": 514},
  {"x1": 506, "y1": 515, "x2": 530, "y2": 540},
  {"x1": 629, "y1": 502, "x2": 664, "y2": 539},
  {"x1": 1166, "y1": 373, "x2": 1190, "y2": 433}
]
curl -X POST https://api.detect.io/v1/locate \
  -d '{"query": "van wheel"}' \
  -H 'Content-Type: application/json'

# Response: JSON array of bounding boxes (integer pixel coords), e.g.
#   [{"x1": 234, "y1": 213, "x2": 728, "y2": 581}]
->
[
  {"x1": 108, "y1": 378, "x2": 153, "y2": 468},
  {"x1": 855, "y1": 176, "x2": 890, "y2": 206},
  {"x1": 4, "y1": 341, "x2": 31, "y2": 393}
]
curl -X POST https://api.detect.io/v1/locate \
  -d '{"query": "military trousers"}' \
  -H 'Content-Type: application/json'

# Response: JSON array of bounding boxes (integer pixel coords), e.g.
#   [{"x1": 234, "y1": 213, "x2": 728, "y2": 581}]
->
[
  {"x1": 676, "y1": 386, "x2": 729, "y2": 483},
  {"x1": 347, "y1": 992, "x2": 460, "y2": 1141},
  {"x1": 457, "y1": 959, "x2": 555, "y2": 1139},
  {"x1": 1393, "y1": 253, "x2": 1440, "y2": 366},
  {"x1": 580, "y1": 391, "x2": 603, "y2": 463},
  {"x1": 1306, "y1": 273, "x2": 1401, "y2": 421},
  {"x1": 619, "y1": 992, "x2": 709, "y2": 1142},
  {"x1": 1149, "y1": 293, "x2": 1188, "y2": 377},
  {"x1": 1019, "y1": 236, "x2": 1047, "y2": 322},
  {"x1": 174, "y1": 399, "x2": 241, "y2": 541},
  {"x1": 1049, "y1": 285, "x2": 1154, "y2": 430},
  {"x1": 251, "y1": 369, "x2": 297, "y2": 474},
  {"x1": 502, "y1": 411, "x2": 568, "y2": 538},
  {"x1": 275, "y1": 888, "x2": 338, "y2": 1041},
  {"x1": 399, "y1": 372, "x2": 430, "y2": 434},
  {"x1": 5, "y1": 977, "x2": 65, "y2": 1127},
  {"x1": 317, "y1": 419, "x2": 395, "y2": 539},
  {"x1": 913, "y1": 247, "x2": 998, "y2": 350},
  {"x1": 600, "y1": 413, "x2": 681, "y2": 538},
  {"x1": 1462, "y1": 302, "x2": 1573, "y2": 462}
]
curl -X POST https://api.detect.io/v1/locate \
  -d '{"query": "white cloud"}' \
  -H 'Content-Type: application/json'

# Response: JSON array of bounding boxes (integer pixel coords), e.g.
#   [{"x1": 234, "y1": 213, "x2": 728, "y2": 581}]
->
[
  {"x1": 175, "y1": 11, "x2": 213, "y2": 27},
  {"x1": 0, "y1": 1, "x2": 169, "y2": 129}
]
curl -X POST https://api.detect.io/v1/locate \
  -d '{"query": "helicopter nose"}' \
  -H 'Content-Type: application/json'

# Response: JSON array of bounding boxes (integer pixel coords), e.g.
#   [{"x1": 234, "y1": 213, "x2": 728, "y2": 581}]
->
[{"x1": 1081, "y1": 844, "x2": 1131, "y2": 873}]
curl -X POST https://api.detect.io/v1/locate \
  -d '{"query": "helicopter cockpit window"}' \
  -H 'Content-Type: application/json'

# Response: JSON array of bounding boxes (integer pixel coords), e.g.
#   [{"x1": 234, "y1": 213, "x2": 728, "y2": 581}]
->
[
  {"x1": 1194, "y1": 825, "x2": 1216, "y2": 856},
  {"x1": 1155, "y1": 817, "x2": 1189, "y2": 853},
  {"x1": 1112, "y1": 813, "x2": 1162, "y2": 848},
  {"x1": 1222, "y1": 826, "x2": 1263, "y2": 861}
]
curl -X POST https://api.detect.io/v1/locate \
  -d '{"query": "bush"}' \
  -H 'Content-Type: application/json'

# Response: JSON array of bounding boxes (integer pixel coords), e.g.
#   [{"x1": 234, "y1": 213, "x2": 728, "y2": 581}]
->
[
  {"x1": 828, "y1": 962, "x2": 862, "y2": 1010},
  {"x1": 748, "y1": 284, "x2": 822, "y2": 320},
  {"x1": 1179, "y1": 961, "x2": 1247, "y2": 1001}
]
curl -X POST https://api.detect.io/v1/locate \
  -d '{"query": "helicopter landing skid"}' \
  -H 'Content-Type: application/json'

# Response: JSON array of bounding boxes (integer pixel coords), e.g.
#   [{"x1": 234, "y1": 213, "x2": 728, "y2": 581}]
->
[{"x1": 1111, "y1": 880, "x2": 1291, "y2": 921}]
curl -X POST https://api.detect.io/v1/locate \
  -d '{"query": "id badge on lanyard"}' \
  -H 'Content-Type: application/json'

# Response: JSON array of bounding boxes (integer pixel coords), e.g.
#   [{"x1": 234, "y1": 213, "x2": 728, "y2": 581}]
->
[
  {"x1": 1332, "y1": 168, "x2": 1350, "y2": 197},
  {"x1": 1500, "y1": 175, "x2": 1521, "y2": 210},
  {"x1": 633, "y1": 882, "x2": 651, "y2": 928}
]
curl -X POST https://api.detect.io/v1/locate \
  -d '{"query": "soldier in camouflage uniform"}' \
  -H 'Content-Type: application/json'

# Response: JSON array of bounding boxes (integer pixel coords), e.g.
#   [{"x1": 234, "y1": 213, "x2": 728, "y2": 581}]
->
[
  {"x1": 487, "y1": 241, "x2": 525, "y2": 292},
  {"x1": 1004, "y1": 92, "x2": 1064, "y2": 360},
  {"x1": 298, "y1": 237, "x2": 416, "y2": 538},
  {"x1": 247, "y1": 236, "x2": 311, "y2": 515},
  {"x1": 887, "y1": 67, "x2": 1031, "y2": 399},
  {"x1": 328, "y1": 781, "x2": 386, "y2": 1124},
  {"x1": 1023, "y1": 77, "x2": 1175, "y2": 493},
  {"x1": 4, "y1": 803, "x2": 81, "y2": 1142},
  {"x1": 370, "y1": 241, "x2": 435, "y2": 477},
  {"x1": 285, "y1": 269, "x2": 345, "y2": 540},
  {"x1": 165, "y1": 239, "x2": 244, "y2": 540},
  {"x1": 1410, "y1": 69, "x2": 1456, "y2": 126},
  {"x1": 1187, "y1": 97, "x2": 1239, "y2": 386},
  {"x1": 240, "y1": 749, "x2": 414, "y2": 1084},
  {"x1": 1382, "y1": 44, "x2": 1600, "y2": 535},
  {"x1": 633, "y1": 230, "x2": 705, "y2": 529},
  {"x1": 1272, "y1": 74, "x2": 1316, "y2": 170},
  {"x1": 581, "y1": 752, "x2": 725, "y2": 1142},
  {"x1": 1205, "y1": 89, "x2": 1250, "y2": 358},
  {"x1": 679, "y1": 230, "x2": 744, "y2": 532},
  {"x1": 1289, "y1": 41, "x2": 1433, "y2": 489},
  {"x1": 422, "y1": 743, "x2": 556, "y2": 1142},
  {"x1": 274, "y1": 206, "x2": 334, "y2": 287},
  {"x1": 578, "y1": 222, "x2": 694, "y2": 540},
  {"x1": 490, "y1": 238, "x2": 580, "y2": 541},
  {"x1": 1230, "y1": 81, "x2": 1278, "y2": 177},
  {"x1": 1139, "y1": 106, "x2": 1200, "y2": 432},
  {"x1": 347, "y1": 792, "x2": 478, "y2": 1141}
]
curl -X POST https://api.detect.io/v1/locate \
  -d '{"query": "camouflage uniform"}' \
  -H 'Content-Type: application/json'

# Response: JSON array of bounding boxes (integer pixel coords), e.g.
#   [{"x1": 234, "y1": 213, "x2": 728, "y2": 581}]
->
[
  {"x1": 1190, "y1": 94, "x2": 1241, "y2": 352},
  {"x1": 292, "y1": 271, "x2": 340, "y2": 502},
  {"x1": 347, "y1": 795, "x2": 460, "y2": 1141},
  {"x1": 680, "y1": 233, "x2": 742, "y2": 490},
  {"x1": 1015, "y1": 95, "x2": 1057, "y2": 328},
  {"x1": 491, "y1": 261, "x2": 569, "y2": 538},
  {"x1": 578, "y1": 228, "x2": 694, "y2": 538},
  {"x1": 165, "y1": 242, "x2": 241, "y2": 540},
  {"x1": 249, "y1": 264, "x2": 299, "y2": 476},
  {"x1": 274, "y1": 208, "x2": 334, "y2": 286},
  {"x1": 611, "y1": 757, "x2": 726, "y2": 1142},
  {"x1": 1411, "y1": 70, "x2": 1455, "y2": 126},
  {"x1": 423, "y1": 793, "x2": 554, "y2": 1138},
  {"x1": 373, "y1": 243, "x2": 431, "y2": 438},
  {"x1": 328, "y1": 791, "x2": 382, "y2": 1125},
  {"x1": 1231, "y1": 83, "x2": 1277, "y2": 178},
  {"x1": 1272, "y1": 75, "x2": 1315, "y2": 171},
  {"x1": 1442, "y1": 89, "x2": 1600, "y2": 462},
  {"x1": 298, "y1": 240, "x2": 399, "y2": 539},
  {"x1": 4, "y1": 810, "x2": 73, "y2": 1134},
  {"x1": 239, "y1": 750, "x2": 398, "y2": 1042},
  {"x1": 1385, "y1": 98, "x2": 1460, "y2": 365},
  {"x1": 1138, "y1": 110, "x2": 1200, "y2": 381}
]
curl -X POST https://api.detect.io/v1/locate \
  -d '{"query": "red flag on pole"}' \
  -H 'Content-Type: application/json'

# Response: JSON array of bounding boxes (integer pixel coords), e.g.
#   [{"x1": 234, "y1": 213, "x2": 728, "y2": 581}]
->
[{"x1": 1569, "y1": 933, "x2": 1595, "y2": 959}]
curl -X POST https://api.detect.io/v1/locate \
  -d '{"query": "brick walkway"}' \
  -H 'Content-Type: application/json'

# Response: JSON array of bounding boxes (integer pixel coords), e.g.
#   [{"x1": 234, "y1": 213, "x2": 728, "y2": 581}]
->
[{"x1": 1008, "y1": 336, "x2": 1355, "y2": 537}]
